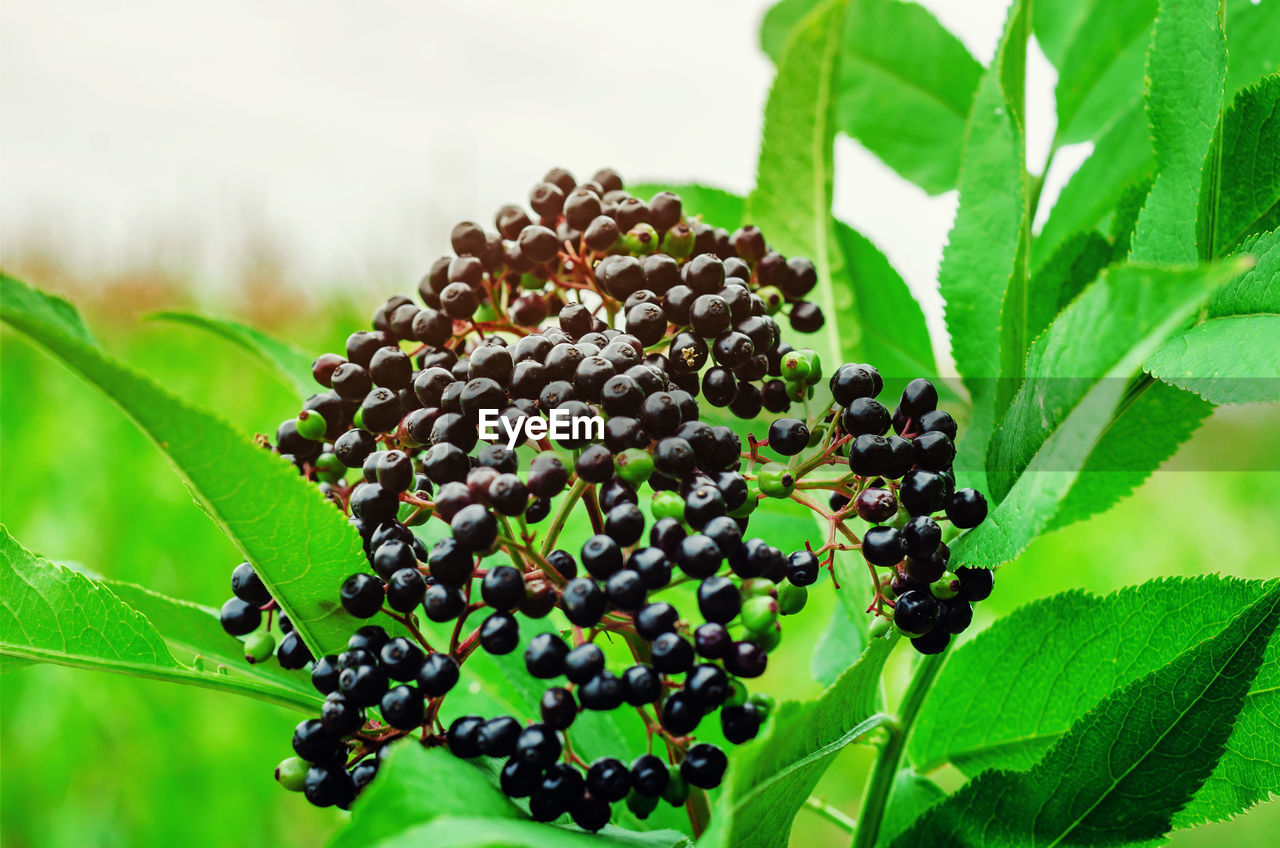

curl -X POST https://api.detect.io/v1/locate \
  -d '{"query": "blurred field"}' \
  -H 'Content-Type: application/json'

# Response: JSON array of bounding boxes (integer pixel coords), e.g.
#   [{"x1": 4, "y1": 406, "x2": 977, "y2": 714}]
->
[{"x1": 2, "y1": 267, "x2": 1278, "y2": 847}]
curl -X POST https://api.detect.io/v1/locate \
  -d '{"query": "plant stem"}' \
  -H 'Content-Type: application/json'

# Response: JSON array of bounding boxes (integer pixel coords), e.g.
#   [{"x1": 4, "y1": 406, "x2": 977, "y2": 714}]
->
[
  {"x1": 804, "y1": 796, "x2": 858, "y2": 834},
  {"x1": 686, "y1": 786, "x2": 712, "y2": 839},
  {"x1": 539, "y1": 477, "x2": 587, "y2": 556},
  {"x1": 850, "y1": 650, "x2": 947, "y2": 848}
]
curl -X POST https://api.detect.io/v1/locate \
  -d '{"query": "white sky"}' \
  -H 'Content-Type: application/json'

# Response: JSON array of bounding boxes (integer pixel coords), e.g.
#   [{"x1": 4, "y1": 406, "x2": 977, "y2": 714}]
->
[{"x1": 0, "y1": 0, "x2": 1066, "y2": 370}]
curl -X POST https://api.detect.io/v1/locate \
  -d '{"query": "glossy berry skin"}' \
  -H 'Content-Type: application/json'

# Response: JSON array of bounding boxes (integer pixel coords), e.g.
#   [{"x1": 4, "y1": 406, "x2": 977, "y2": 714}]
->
[
  {"x1": 605, "y1": 569, "x2": 647, "y2": 610},
  {"x1": 564, "y1": 643, "x2": 605, "y2": 685},
  {"x1": 902, "y1": 516, "x2": 942, "y2": 560},
  {"x1": 338, "y1": 664, "x2": 388, "y2": 707},
  {"x1": 862, "y1": 526, "x2": 906, "y2": 566},
  {"x1": 911, "y1": 628, "x2": 950, "y2": 655},
  {"x1": 525, "y1": 632, "x2": 570, "y2": 679},
  {"x1": 231, "y1": 562, "x2": 271, "y2": 605},
  {"x1": 767, "y1": 418, "x2": 809, "y2": 456},
  {"x1": 514, "y1": 724, "x2": 562, "y2": 769},
  {"x1": 621, "y1": 664, "x2": 662, "y2": 705},
  {"x1": 417, "y1": 652, "x2": 460, "y2": 696},
  {"x1": 899, "y1": 378, "x2": 938, "y2": 417},
  {"x1": 946, "y1": 488, "x2": 989, "y2": 528},
  {"x1": 721, "y1": 704, "x2": 761, "y2": 745},
  {"x1": 540, "y1": 687, "x2": 577, "y2": 730},
  {"x1": 479, "y1": 612, "x2": 519, "y2": 654},
  {"x1": 650, "y1": 632, "x2": 695, "y2": 674},
  {"x1": 854, "y1": 487, "x2": 897, "y2": 523},
  {"x1": 697, "y1": 575, "x2": 742, "y2": 623},
  {"x1": 560, "y1": 578, "x2": 606, "y2": 627},
  {"x1": 320, "y1": 692, "x2": 365, "y2": 736},
  {"x1": 581, "y1": 534, "x2": 624, "y2": 579},
  {"x1": 685, "y1": 664, "x2": 730, "y2": 710},
  {"x1": 447, "y1": 715, "x2": 485, "y2": 758},
  {"x1": 936, "y1": 599, "x2": 974, "y2": 634},
  {"x1": 477, "y1": 716, "x2": 522, "y2": 758},
  {"x1": 579, "y1": 671, "x2": 625, "y2": 711},
  {"x1": 635, "y1": 602, "x2": 679, "y2": 641},
  {"x1": 899, "y1": 470, "x2": 947, "y2": 516},
  {"x1": 681, "y1": 743, "x2": 728, "y2": 789},
  {"x1": 786, "y1": 550, "x2": 820, "y2": 586},
  {"x1": 339, "y1": 573, "x2": 383, "y2": 619},
  {"x1": 379, "y1": 637, "x2": 425, "y2": 681},
  {"x1": 451, "y1": 504, "x2": 498, "y2": 553},
  {"x1": 675, "y1": 535, "x2": 723, "y2": 578},
  {"x1": 424, "y1": 584, "x2": 466, "y2": 622},
  {"x1": 955, "y1": 566, "x2": 995, "y2": 601},
  {"x1": 482, "y1": 565, "x2": 525, "y2": 612},
  {"x1": 219, "y1": 597, "x2": 262, "y2": 636},
  {"x1": 894, "y1": 589, "x2": 939, "y2": 636},
  {"x1": 386, "y1": 568, "x2": 426, "y2": 612},
  {"x1": 913, "y1": 430, "x2": 956, "y2": 471},
  {"x1": 661, "y1": 691, "x2": 702, "y2": 736},
  {"x1": 842, "y1": 398, "x2": 891, "y2": 437},
  {"x1": 631, "y1": 754, "x2": 670, "y2": 797},
  {"x1": 380, "y1": 684, "x2": 425, "y2": 730},
  {"x1": 587, "y1": 757, "x2": 632, "y2": 803}
]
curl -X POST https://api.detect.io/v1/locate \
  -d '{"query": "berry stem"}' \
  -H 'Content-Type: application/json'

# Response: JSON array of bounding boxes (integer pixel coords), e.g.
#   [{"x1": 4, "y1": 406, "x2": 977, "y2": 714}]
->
[
  {"x1": 803, "y1": 795, "x2": 858, "y2": 834},
  {"x1": 539, "y1": 477, "x2": 589, "y2": 556},
  {"x1": 686, "y1": 786, "x2": 712, "y2": 839},
  {"x1": 850, "y1": 647, "x2": 947, "y2": 848}
]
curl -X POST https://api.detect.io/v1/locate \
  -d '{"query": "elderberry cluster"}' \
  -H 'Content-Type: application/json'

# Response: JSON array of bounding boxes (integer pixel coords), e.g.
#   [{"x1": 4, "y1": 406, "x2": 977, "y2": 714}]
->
[{"x1": 214, "y1": 168, "x2": 993, "y2": 831}]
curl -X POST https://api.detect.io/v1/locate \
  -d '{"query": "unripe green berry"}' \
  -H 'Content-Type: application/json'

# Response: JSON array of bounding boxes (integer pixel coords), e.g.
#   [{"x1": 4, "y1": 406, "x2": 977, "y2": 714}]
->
[
  {"x1": 747, "y1": 692, "x2": 775, "y2": 720},
  {"x1": 352, "y1": 407, "x2": 367, "y2": 431},
  {"x1": 751, "y1": 622, "x2": 782, "y2": 652},
  {"x1": 757, "y1": 462, "x2": 795, "y2": 498},
  {"x1": 662, "y1": 767, "x2": 690, "y2": 806},
  {"x1": 784, "y1": 380, "x2": 809, "y2": 402},
  {"x1": 888, "y1": 504, "x2": 911, "y2": 530},
  {"x1": 741, "y1": 595, "x2": 779, "y2": 632},
  {"x1": 295, "y1": 409, "x2": 327, "y2": 441},
  {"x1": 780, "y1": 351, "x2": 811, "y2": 383},
  {"x1": 778, "y1": 583, "x2": 808, "y2": 615},
  {"x1": 869, "y1": 617, "x2": 893, "y2": 639},
  {"x1": 930, "y1": 572, "x2": 961, "y2": 600},
  {"x1": 616, "y1": 448, "x2": 655, "y2": 486},
  {"x1": 275, "y1": 756, "x2": 309, "y2": 791},
  {"x1": 660, "y1": 225, "x2": 694, "y2": 259},
  {"x1": 807, "y1": 424, "x2": 827, "y2": 448},
  {"x1": 315, "y1": 452, "x2": 346, "y2": 484},
  {"x1": 244, "y1": 630, "x2": 276, "y2": 664},
  {"x1": 804, "y1": 352, "x2": 823, "y2": 386},
  {"x1": 622, "y1": 223, "x2": 659, "y2": 255},
  {"x1": 740, "y1": 578, "x2": 777, "y2": 600},
  {"x1": 757, "y1": 285, "x2": 784, "y2": 314},
  {"x1": 474, "y1": 302, "x2": 498, "y2": 323},
  {"x1": 651, "y1": 490, "x2": 686, "y2": 522},
  {"x1": 627, "y1": 789, "x2": 660, "y2": 819},
  {"x1": 729, "y1": 479, "x2": 759, "y2": 518},
  {"x1": 724, "y1": 678, "x2": 748, "y2": 708},
  {"x1": 520, "y1": 272, "x2": 547, "y2": 290}
]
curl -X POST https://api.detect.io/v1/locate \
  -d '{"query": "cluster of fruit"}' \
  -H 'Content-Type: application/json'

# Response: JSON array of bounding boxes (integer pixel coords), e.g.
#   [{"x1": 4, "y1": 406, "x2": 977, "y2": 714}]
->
[{"x1": 216, "y1": 169, "x2": 991, "y2": 831}]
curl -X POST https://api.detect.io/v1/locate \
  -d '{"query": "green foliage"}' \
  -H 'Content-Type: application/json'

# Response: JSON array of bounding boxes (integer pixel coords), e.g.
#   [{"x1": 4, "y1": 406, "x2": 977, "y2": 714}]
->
[
  {"x1": 911, "y1": 575, "x2": 1280, "y2": 830},
  {"x1": 700, "y1": 637, "x2": 894, "y2": 848},
  {"x1": 1200, "y1": 74, "x2": 1280, "y2": 257},
  {"x1": 893, "y1": 583, "x2": 1280, "y2": 846},
  {"x1": 746, "y1": 0, "x2": 849, "y2": 369},
  {"x1": 761, "y1": 0, "x2": 982, "y2": 194},
  {"x1": 0, "y1": 525, "x2": 320, "y2": 712},
  {"x1": 0, "y1": 274, "x2": 369, "y2": 658},
  {"x1": 810, "y1": 554, "x2": 868, "y2": 688},
  {"x1": 331, "y1": 745, "x2": 691, "y2": 848},
  {"x1": 149, "y1": 310, "x2": 317, "y2": 399},
  {"x1": 962, "y1": 261, "x2": 1243, "y2": 567},
  {"x1": 936, "y1": 0, "x2": 1028, "y2": 485}
]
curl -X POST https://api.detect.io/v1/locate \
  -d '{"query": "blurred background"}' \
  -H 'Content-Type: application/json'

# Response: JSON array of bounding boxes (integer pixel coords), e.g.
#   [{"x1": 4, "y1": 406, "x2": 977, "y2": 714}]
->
[{"x1": 2, "y1": 1, "x2": 1277, "y2": 846}]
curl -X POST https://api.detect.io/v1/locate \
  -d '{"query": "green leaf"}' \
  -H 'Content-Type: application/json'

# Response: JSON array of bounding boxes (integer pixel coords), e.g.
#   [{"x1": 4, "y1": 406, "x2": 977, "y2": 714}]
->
[
  {"x1": 810, "y1": 553, "x2": 869, "y2": 687},
  {"x1": 761, "y1": 0, "x2": 981, "y2": 194},
  {"x1": 830, "y1": 221, "x2": 937, "y2": 389},
  {"x1": 1025, "y1": 229, "x2": 1113, "y2": 345},
  {"x1": 908, "y1": 576, "x2": 1280, "y2": 832},
  {"x1": 330, "y1": 744, "x2": 690, "y2": 848},
  {"x1": 962, "y1": 261, "x2": 1242, "y2": 567},
  {"x1": 699, "y1": 636, "x2": 895, "y2": 848},
  {"x1": 148, "y1": 310, "x2": 316, "y2": 399},
  {"x1": 746, "y1": 0, "x2": 850, "y2": 371},
  {"x1": 937, "y1": 0, "x2": 1029, "y2": 479},
  {"x1": 1147, "y1": 228, "x2": 1280, "y2": 404},
  {"x1": 102, "y1": 576, "x2": 317, "y2": 703},
  {"x1": 1049, "y1": 377, "x2": 1212, "y2": 531},
  {"x1": 0, "y1": 525, "x2": 322, "y2": 712},
  {"x1": 875, "y1": 769, "x2": 945, "y2": 848},
  {"x1": 1200, "y1": 73, "x2": 1280, "y2": 257},
  {"x1": 0, "y1": 274, "x2": 366, "y2": 658},
  {"x1": 1034, "y1": 0, "x2": 1156, "y2": 143},
  {"x1": 1128, "y1": 0, "x2": 1228, "y2": 263},
  {"x1": 628, "y1": 183, "x2": 744, "y2": 230}
]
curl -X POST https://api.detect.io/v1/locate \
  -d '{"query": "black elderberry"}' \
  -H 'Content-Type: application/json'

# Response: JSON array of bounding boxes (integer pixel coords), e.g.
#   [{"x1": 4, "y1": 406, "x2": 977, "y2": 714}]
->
[
  {"x1": 681, "y1": 743, "x2": 727, "y2": 789},
  {"x1": 684, "y1": 484, "x2": 727, "y2": 529},
  {"x1": 514, "y1": 724, "x2": 562, "y2": 769},
  {"x1": 902, "y1": 516, "x2": 942, "y2": 560},
  {"x1": 277, "y1": 631, "x2": 313, "y2": 669},
  {"x1": 587, "y1": 757, "x2": 632, "y2": 803},
  {"x1": 701, "y1": 515, "x2": 744, "y2": 556},
  {"x1": 561, "y1": 578, "x2": 605, "y2": 627},
  {"x1": 312, "y1": 655, "x2": 341, "y2": 695},
  {"x1": 500, "y1": 760, "x2": 542, "y2": 799},
  {"x1": 694, "y1": 622, "x2": 732, "y2": 659},
  {"x1": 339, "y1": 573, "x2": 384, "y2": 619},
  {"x1": 936, "y1": 598, "x2": 974, "y2": 634},
  {"x1": 650, "y1": 632, "x2": 695, "y2": 674},
  {"x1": 635, "y1": 601, "x2": 679, "y2": 641},
  {"x1": 661, "y1": 691, "x2": 702, "y2": 736},
  {"x1": 913, "y1": 430, "x2": 956, "y2": 471},
  {"x1": 724, "y1": 640, "x2": 768, "y2": 678},
  {"x1": 721, "y1": 703, "x2": 761, "y2": 745},
  {"x1": 380, "y1": 684, "x2": 425, "y2": 730},
  {"x1": 477, "y1": 716, "x2": 523, "y2": 758},
  {"x1": 955, "y1": 566, "x2": 994, "y2": 601},
  {"x1": 786, "y1": 550, "x2": 820, "y2": 586},
  {"x1": 564, "y1": 643, "x2": 605, "y2": 685},
  {"x1": 525, "y1": 632, "x2": 570, "y2": 679},
  {"x1": 479, "y1": 612, "x2": 519, "y2": 654},
  {"x1": 581, "y1": 534, "x2": 624, "y2": 579},
  {"x1": 338, "y1": 663, "x2": 388, "y2": 707},
  {"x1": 348, "y1": 625, "x2": 391, "y2": 654},
  {"x1": 544, "y1": 548, "x2": 578, "y2": 581},
  {"x1": 571, "y1": 791, "x2": 611, "y2": 832},
  {"x1": 540, "y1": 687, "x2": 577, "y2": 730},
  {"x1": 946, "y1": 488, "x2": 988, "y2": 528},
  {"x1": 605, "y1": 569, "x2": 647, "y2": 610},
  {"x1": 304, "y1": 764, "x2": 355, "y2": 809},
  {"x1": 900, "y1": 469, "x2": 947, "y2": 516},
  {"x1": 482, "y1": 565, "x2": 525, "y2": 612},
  {"x1": 894, "y1": 589, "x2": 939, "y2": 635},
  {"x1": 579, "y1": 670, "x2": 625, "y2": 711},
  {"x1": 371, "y1": 538, "x2": 416, "y2": 580},
  {"x1": 861, "y1": 526, "x2": 906, "y2": 567},
  {"x1": 697, "y1": 575, "x2": 741, "y2": 623},
  {"x1": 450, "y1": 504, "x2": 498, "y2": 553},
  {"x1": 911, "y1": 628, "x2": 950, "y2": 655},
  {"x1": 685, "y1": 663, "x2": 730, "y2": 710},
  {"x1": 350, "y1": 759, "x2": 379, "y2": 791},
  {"x1": 631, "y1": 754, "x2": 669, "y2": 797},
  {"x1": 447, "y1": 715, "x2": 485, "y2": 758}
]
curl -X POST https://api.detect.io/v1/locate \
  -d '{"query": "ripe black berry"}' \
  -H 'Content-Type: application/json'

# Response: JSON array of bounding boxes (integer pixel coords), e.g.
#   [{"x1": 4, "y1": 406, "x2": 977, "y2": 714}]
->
[
  {"x1": 339, "y1": 573, "x2": 384, "y2": 618},
  {"x1": 861, "y1": 526, "x2": 906, "y2": 567},
  {"x1": 525, "y1": 632, "x2": 570, "y2": 679},
  {"x1": 380, "y1": 684, "x2": 425, "y2": 730},
  {"x1": 587, "y1": 757, "x2": 631, "y2": 803},
  {"x1": 479, "y1": 612, "x2": 519, "y2": 654},
  {"x1": 379, "y1": 637, "x2": 425, "y2": 681},
  {"x1": 540, "y1": 687, "x2": 577, "y2": 730},
  {"x1": 579, "y1": 671, "x2": 625, "y2": 711},
  {"x1": 481, "y1": 565, "x2": 525, "y2": 611},
  {"x1": 720, "y1": 704, "x2": 761, "y2": 744},
  {"x1": 697, "y1": 575, "x2": 741, "y2": 623},
  {"x1": 661, "y1": 690, "x2": 702, "y2": 736},
  {"x1": 786, "y1": 550, "x2": 820, "y2": 586},
  {"x1": 631, "y1": 754, "x2": 669, "y2": 797},
  {"x1": 477, "y1": 716, "x2": 522, "y2": 757},
  {"x1": 650, "y1": 632, "x2": 694, "y2": 674},
  {"x1": 681, "y1": 743, "x2": 727, "y2": 789},
  {"x1": 635, "y1": 601, "x2": 679, "y2": 641},
  {"x1": 338, "y1": 663, "x2": 388, "y2": 707},
  {"x1": 621, "y1": 664, "x2": 662, "y2": 705},
  {"x1": 946, "y1": 488, "x2": 988, "y2": 528},
  {"x1": 900, "y1": 470, "x2": 947, "y2": 516},
  {"x1": 447, "y1": 715, "x2": 485, "y2": 758},
  {"x1": 560, "y1": 578, "x2": 606, "y2": 626},
  {"x1": 894, "y1": 589, "x2": 939, "y2": 635},
  {"x1": 955, "y1": 566, "x2": 994, "y2": 601},
  {"x1": 564, "y1": 643, "x2": 605, "y2": 685}
]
